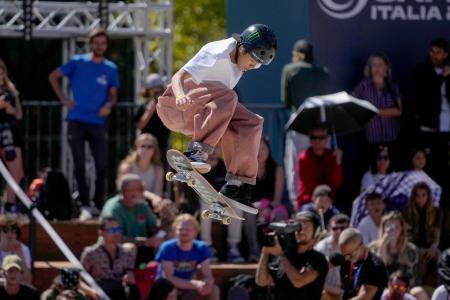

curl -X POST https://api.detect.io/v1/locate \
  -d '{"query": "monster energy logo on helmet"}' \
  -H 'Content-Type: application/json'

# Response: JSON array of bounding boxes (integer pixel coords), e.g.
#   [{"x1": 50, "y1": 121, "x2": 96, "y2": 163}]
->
[
  {"x1": 246, "y1": 31, "x2": 262, "y2": 42},
  {"x1": 236, "y1": 24, "x2": 277, "y2": 65}
]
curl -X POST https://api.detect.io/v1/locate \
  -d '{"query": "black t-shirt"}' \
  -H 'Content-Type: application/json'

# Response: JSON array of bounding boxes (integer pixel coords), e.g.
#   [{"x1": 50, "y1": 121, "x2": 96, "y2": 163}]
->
[
  {"x1": 340, "y1": 251, "x2": 388, "y2": 300},
  {"x1": 270, "y1": 249, "x2": 328, "y2": 299},
  {"x1": 0, "y1": 284, "x2": 40, "y2": 300},
  {"x1": 134, "y1": 103, "x2": 171, "y2": 151}
]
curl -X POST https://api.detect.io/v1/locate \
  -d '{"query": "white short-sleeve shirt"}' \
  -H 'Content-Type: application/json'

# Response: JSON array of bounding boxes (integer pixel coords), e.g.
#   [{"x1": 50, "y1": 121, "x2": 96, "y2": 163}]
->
[{"x1": 182, "y1": 38, "x2": 243, "y2": 89}]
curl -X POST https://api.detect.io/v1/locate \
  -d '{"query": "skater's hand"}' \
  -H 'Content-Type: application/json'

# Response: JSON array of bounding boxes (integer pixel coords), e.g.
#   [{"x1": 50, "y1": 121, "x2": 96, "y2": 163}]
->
[{"x1": 175, "y1": 94, "x2": 193, "y2": 111}]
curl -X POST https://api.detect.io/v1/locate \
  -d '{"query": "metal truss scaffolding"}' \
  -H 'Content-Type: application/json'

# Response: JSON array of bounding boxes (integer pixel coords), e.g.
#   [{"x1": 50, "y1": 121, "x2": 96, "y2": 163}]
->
[{"x1": 0, "y1": 0, "x2": 173, "y2": 200}]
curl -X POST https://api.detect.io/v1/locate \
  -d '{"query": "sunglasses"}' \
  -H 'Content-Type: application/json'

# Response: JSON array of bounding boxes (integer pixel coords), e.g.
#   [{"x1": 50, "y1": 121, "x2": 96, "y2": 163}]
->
[
  {"x1": 105, "y1": 227, "x2": 123, "y2": 234},
  {"x1": 331, "y1": 226, "x2": 347, "y2": 232},
  {"x1": 140, "y1": 144, "x2": 154, "y2": 149},
  {"x1": 377, "y1": 155, "x2": 390, "y2": 161},
  {"x1": 390, "y1": 284, "x2": 407, "y2": 292},
  {"x1": 2, "y1": 226, "x2": 19, "y2": 234},
  {"x1": 310, "y1": 135, "x2": 327, "y2": 141}
]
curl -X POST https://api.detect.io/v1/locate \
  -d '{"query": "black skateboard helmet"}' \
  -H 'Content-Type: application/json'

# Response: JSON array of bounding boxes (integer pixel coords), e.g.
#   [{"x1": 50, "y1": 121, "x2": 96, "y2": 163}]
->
[{"x1": 235, "y1": 24, "x2": 277, "y2": 65}]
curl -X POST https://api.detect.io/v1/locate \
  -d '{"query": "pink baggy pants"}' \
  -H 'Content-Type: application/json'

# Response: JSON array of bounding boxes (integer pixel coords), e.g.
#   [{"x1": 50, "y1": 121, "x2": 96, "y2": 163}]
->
[{"x1": 156, "y1": 79, "x2": 263, "y2": 184}]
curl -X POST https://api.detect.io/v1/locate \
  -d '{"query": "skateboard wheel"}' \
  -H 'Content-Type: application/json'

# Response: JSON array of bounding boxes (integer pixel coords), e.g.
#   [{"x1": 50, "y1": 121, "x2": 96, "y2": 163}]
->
[
  {"x1": 165, "y1": 172, "x2": 175, "y2": 182},
  {"x1": 201, "y1": 210, "x2": 210, "y2": 220},
  {"x1": 187, "y1": 178, "x2": 195, "y2": 187},
  {"x1": 222, "y1": 217, "x2": 231, "y2": 225}
]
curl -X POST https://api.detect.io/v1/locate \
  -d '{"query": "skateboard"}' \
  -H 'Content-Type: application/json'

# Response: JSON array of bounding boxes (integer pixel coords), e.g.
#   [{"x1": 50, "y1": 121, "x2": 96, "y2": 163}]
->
[{"x1": 165, "y1": 149, "x2": 245, "y2": 225}]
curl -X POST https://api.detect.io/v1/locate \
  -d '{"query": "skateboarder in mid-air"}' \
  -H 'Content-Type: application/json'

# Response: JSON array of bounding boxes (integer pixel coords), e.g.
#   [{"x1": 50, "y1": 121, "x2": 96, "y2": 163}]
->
[{"x1": 156, "y1": 24, "x2": 277, "y2": 214}]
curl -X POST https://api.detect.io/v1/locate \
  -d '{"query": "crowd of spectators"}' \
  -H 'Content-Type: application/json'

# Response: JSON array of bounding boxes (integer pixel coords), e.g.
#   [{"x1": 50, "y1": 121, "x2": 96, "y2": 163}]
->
[{"x1": 0, "y1": 27, "x2": 448, "y2": 299}]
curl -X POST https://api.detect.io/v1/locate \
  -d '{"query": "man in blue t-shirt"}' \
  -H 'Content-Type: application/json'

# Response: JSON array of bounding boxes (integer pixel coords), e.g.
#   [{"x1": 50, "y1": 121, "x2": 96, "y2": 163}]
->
[
  {"x1": 49, "y1": 27, "x2": 120, "y2": 219},
  {"x1": 156, "y1": 214, "x2": 219, "y2": 300}
]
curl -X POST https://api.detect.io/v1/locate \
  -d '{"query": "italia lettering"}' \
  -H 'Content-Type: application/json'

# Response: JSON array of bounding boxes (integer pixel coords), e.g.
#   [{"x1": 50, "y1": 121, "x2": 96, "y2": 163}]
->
[{"x1": 371, "y1": 4, "x2": 443, "y2": 20}]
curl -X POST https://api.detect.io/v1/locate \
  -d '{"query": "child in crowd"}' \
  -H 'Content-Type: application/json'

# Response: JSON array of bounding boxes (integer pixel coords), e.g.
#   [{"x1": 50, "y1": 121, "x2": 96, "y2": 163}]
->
[{"x1": 357, "y1": 192, "x2": 385, "y2": 245}]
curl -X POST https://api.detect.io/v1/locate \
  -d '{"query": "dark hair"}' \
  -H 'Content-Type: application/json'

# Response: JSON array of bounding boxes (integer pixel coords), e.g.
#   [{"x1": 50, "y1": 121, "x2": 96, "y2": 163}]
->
[
  {"x1": 369, "y1": 145, "x2": 391, "y2": 174},
  {"x1": 389, "y1": 270, "x2": 411, "y2": 288},
  {"x1": 408, "y1": 147, "x2": 428, "y2": 169},
  {"x1": 329, "y1": 213, "x2": 350, "y2": 226},
  {"x1": 309, "y1": 123, "x2": 329, "y2": 135},
  {"x1": 99, "y1": 216, "x2": 119, "y2": 230},
  {"x1": 0, "y1": 213, "x2": 23, "y2": 238},
  {"x1": 147, "y1": 278, "x2": 175, "y2": 300},
  {"x1": 365, "y1": 192, "x2": 383, "y2": 203},
  {"x1": 89, "y1": 27, "x2": 109, "y2": 44},
  {"x1": 431, "y1": 37, "x2": 449, "y2": 53}
]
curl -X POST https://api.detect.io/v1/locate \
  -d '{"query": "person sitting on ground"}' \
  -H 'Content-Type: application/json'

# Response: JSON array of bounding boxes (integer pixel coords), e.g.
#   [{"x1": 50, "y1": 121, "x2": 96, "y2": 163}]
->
[
  {"x1": 402, "y1": 182, "x2": 442, "y2": 286},
  {"x1": 369, "y1": 212, "x2": 420, "y2": 284},
  {"x1": 432, "y1": 248, "x2": 450, "y2": 300},
  {"x1": 101, "y1": 173, "x2": 163, "y2": 265},
  {"x1": 80, "y1": 216, "x2": 140, "y2": 300},
  {"x1": 361, "y1": 145, "x2": 392, "y2": 192},
  {"x1": 381, "y1": 271, "x2": 418, "y2": 300},
  {"x1": 334, "y1": 228, "x2": 388, "y2": 300},
  {"x1": 301, "y1": 184, "x2": 340, "y2": 229},
  {"x1": 314, "y1": 213, "x2": 350, "y2": 300},
  {"x1": 156, "y1": 214, "x2": 219, "y2": 300},
  {"x1": 357, "y1": 192, "x2": 385, "y2": 245},
  {"x1": 147, "y1": 278, "x2": 177, "y2": 300},
  {"x1": 118, "y1": 133, "x2": 164, "y2": 197},
  {"x1": 0, "y1": 255, "x2": 39, "y2": 299},
  {"x1": 0, "y1": 213, "x2": 32, "y2": 283},
  {"x1": 296, "y1": 124, "x2": 343, "y2": 209}
]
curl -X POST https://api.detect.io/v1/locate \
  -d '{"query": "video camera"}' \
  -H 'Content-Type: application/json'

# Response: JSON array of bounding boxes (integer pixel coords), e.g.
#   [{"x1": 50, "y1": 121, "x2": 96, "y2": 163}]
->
[{"x1": 261, "y1": 220, "x2": 300, "y2": 253}]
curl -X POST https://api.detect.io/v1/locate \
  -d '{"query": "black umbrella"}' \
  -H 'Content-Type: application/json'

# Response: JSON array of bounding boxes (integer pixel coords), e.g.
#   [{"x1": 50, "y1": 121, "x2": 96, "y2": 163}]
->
[{"x1": 285, "y1": 91, "x2": 379, "y2": 135}]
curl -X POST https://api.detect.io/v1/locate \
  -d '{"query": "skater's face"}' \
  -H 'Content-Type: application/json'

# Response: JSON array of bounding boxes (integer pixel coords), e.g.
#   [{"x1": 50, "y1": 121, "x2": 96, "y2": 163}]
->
[
  {"x1": 175, "y1": 220, "x2": 197, "y2": 244},
  {"x1": 236, "y1": 46, "x2": 261, "y2": 72},
  {"x1": 412, "y1": 151, "x2": 427, "y2": 170},
  {"x1": 414, "y1": 188, "x2": 429, "y2": 209},
  {"x1": 429, "y1": 46, "x2": 448, "y2": 67}
]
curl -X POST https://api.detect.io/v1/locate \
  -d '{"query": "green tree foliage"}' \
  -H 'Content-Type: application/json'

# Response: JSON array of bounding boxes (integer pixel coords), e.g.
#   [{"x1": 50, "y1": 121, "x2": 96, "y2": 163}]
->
[{"x1": 173, "y1": 0, "x2": 226, "y2": 72}]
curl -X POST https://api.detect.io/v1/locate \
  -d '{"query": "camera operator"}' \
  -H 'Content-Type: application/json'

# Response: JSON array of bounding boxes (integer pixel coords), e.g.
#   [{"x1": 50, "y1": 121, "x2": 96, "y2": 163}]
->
[
  {"x1": 255, "y1": 211, "x2": 328, "y2": 299},
  {"x1": 0, "y1": 59, "x2": 24, "y2": 212},
  {"x1": 330, "y1": 228, "x2": 388, "y2": 300}
]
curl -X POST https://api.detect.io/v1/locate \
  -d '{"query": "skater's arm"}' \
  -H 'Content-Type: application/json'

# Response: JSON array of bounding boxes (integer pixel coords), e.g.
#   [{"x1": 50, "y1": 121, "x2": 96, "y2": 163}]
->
[
  {"x1": 171, "y1": 69, "x2": 191, "y2": 99},
  {"x1": 255, "y1": 252, "x2": 273, "y2": 287}
]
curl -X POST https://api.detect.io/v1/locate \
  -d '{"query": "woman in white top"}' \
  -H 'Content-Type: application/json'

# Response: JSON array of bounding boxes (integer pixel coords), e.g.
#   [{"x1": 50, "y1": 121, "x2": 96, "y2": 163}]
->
[
  {"x1": 118, "y1": 133, "x2": 164, "y2": 197},
  {"x1": 0, "y1": 213, "x2": 32, "y2": 283},
  {"x1": 361, "y1": 145, "x2": 392, "y2": 191}
]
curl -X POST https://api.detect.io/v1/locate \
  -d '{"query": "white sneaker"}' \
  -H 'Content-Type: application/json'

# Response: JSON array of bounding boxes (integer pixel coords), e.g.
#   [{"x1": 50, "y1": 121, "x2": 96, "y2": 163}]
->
[{"x1": 78, "y1": 207, "x2": 93, "y2": 221}]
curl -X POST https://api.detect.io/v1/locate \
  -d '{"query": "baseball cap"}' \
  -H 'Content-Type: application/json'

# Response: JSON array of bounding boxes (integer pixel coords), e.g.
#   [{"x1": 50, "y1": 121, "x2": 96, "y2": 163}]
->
[
  {"x1": 312, "y1": 184, "x2": 332, "y2": 199},
  {"x1": 2, "y1": 254, "x2": 22, "y2": 271},
  {"x1": 145, "y1": 74, "x2": 164, "y2": 89}
]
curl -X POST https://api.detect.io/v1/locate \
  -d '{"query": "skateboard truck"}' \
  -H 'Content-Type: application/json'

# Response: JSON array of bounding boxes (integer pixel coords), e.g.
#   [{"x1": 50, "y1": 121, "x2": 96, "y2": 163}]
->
[
  {"x1": 201, "y1": 203, "x2": 232, "y2": 225},
  {"x1": 166, "y1": 171, "x2": 195, "y2": 187}
]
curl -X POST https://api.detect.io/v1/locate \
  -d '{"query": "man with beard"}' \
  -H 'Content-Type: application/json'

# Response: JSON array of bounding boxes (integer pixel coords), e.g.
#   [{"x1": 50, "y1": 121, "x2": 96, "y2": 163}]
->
[
  {"x1": 156, "y1": 213, "x2": 219, "y2": 300},
  {"x1": 255, "y1": 211, "x2": 328, "y2": 299},
  {"x1": 49, "y1": 27, "x2": 120, "y2": 220}
]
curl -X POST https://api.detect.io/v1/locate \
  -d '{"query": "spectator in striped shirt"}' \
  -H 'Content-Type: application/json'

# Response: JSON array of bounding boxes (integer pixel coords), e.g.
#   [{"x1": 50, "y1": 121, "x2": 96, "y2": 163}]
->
[{"x1": 352, "y1": 53, "x2": 402, "y2": 169}]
